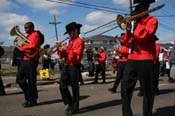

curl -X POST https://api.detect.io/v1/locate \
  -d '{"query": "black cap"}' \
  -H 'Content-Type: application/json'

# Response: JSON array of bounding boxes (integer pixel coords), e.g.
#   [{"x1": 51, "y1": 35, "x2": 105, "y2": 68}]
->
[
  {"x1": 64, "y1": 22, "x2": 82, "y2": 35},
  {"x1": 43, "y1": 44, "x2": 50, "y2": 49},
  {"x1": 133, "y1": 0, "x2": 155, "y2": 4}
]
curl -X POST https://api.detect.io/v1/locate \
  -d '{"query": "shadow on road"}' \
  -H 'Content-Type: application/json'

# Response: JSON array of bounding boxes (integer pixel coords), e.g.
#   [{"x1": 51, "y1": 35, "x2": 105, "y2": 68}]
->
[
  {"x1": 5, "y1": 90, "x2": 44, "y2": 96},
  {"x1": 37, "y1": 99, "x2": 63, "y2": 106},
  {"x1": 159, "y1": 89, "x2": 175, "y2": 95},
  {"x1": 79, "y1": 99, "x2": 121, "y2": 114},
  {"x1": 153, "y1": 106, "x2": 175, "y2": 116},
  {"x1": 36, "y1": 95, "x2": 90, "y2": 107}
]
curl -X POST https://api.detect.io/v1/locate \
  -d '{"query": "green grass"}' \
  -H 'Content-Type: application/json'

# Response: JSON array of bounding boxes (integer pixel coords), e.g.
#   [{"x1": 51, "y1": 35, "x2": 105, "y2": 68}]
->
[{"x1": 1, "y1": 71, "x2": 17, "y2": 77}]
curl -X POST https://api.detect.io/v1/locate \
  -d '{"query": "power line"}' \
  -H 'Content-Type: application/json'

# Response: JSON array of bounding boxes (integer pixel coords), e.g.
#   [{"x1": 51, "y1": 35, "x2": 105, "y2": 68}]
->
[
  {"x1": 159, "y1": 22, "x2": 175, "y2": 32},
  {"x1": 46, "y1": 0, "x2": 128, "y2": 14},
  {"x1": 61, "y1": 0, "x2": 128, "y2": 12},
  {"x1": 155, "y1": 15, "x2": 175, "y2": 17}
]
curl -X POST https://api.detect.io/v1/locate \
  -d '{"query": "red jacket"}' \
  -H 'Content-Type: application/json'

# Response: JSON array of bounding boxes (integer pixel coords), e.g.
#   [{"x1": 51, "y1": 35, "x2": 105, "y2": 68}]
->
[
  {"x1": 57, "y1": 37, "x2": 84, "y2": 65},
  {"x1": 98, "y1": 50, "x2": 107, "y2": 64},
  {"x1": 117, "y1": 46, "x2": 129, "y2": 62},
  {"x1": 165, "y1": 52, "x2": 169, "y2": 62},
  {"x1": 20, "y1": 31, "x2": 41, "y2": 60},
  {"x1": 112, "y1": 58, "x2": 118, "y2": 68},
  {"x1": 154, "y1": 43, "x2": 160, "y2": 64},
  {"x1": 116, "y1": 34, "x2": 129, "y2": 62},
  {"x1": 126, "y1": 15, "x2": 158, "y2": 60}
]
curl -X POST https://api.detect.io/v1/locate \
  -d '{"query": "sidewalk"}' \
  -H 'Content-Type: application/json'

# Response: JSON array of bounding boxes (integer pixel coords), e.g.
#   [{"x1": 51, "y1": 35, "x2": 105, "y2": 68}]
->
[
  {"x1": 37, "y1": 70, "x2": 116, "y2": 85},
  {"x1": 2, "y1": 70, "x2": 116, "y2": 88}
]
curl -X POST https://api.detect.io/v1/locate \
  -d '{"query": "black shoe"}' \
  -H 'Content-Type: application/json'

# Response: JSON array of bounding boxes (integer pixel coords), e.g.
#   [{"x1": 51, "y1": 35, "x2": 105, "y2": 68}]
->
[
  {"x1": 91, "y1": 81, "x2": 98, "y2": 84},
  {"x1": 65, "y1": 105, "x2": 73, "y2": 115},
  {"x1": 65, "y1": 105, "x2": 79, "y2": 115},
  {"x1": 102, "y1": 81, "x2": 106, "y2": 84},
  {"x1": 23, "y1": 100, "x2": 37, "y2": 108},
  {"x1": 168, "y1": 78, "x2": 174, "y2": 83},
  {"x1": 0, "y1": 91, "x2": 6, "y2": 96},
  {"x1": 108, "y1": 88, "x2": 116, "y2": 93}
]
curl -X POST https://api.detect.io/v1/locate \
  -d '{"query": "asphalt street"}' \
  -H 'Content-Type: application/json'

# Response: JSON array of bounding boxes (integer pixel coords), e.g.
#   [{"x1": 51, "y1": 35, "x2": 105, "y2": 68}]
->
[{"x1": 0, "y1": 73, "x2": 175, "y2": 116}]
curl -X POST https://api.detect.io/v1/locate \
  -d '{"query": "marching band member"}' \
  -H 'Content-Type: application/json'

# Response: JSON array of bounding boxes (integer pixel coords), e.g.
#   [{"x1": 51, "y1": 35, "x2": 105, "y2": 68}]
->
[
  {"x1": 92, "y1": 46, "x2": 107, "y2": 84},
  {"x1": 108, "y1": 33, "x2": 129, "y2": 93},
  {"x1": 56, "y1": 22, "x2": 84, "y2": 115},
  {"x1": 120, "y1": 0, "x2": 158, "y2": 116},
  {"x1": 17, "y1": 22, "x2": 41, "y2": 107},
  {"x1": 85, "y1": 46, "x2": 95, "y2": 77}
]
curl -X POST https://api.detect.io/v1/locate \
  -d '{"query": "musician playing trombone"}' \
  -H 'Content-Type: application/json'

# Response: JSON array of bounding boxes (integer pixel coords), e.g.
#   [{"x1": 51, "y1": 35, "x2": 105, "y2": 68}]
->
[
  {"x1": 108, "y1": 33, "x2": 129, "y2": 93},
  {"x1": 56, "y1": 22, "x2": 84, "y2": 115},
  {"x1": 120, "y1": 0, "x2": 158, "y2": 116}
]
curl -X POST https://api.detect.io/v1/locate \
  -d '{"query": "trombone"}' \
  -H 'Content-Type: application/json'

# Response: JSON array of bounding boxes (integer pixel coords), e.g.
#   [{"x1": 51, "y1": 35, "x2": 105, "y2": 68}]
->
[
  {"x1": 83, "y1": 3, "x2": 165, "y2": 35},
  {"x1": 117, "y1": 3, "x2": 165, "y2": 30}
]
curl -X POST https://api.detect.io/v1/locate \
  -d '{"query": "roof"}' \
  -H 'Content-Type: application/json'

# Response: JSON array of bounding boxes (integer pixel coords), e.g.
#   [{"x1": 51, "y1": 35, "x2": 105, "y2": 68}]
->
[{"x1": 84, "y1": 35, "x2": 114, "y2": 41}]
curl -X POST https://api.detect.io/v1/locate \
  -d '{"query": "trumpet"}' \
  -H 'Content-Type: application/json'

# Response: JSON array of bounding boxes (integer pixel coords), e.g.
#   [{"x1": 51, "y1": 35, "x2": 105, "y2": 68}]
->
[{"x1": 41, "y1": 37, "x2": 70, "y2": 59}]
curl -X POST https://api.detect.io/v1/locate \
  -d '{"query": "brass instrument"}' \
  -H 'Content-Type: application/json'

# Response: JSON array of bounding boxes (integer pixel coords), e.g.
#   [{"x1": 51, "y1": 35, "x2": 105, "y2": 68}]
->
[
  {"x1": 83, "y1": 3, "x2": 165, "y2": 35},
  {"x1": 117, "y1": 3, "x2": 165, "y2": 30},
  {"x1": 10, "y1": 25, "x2": 30, "y2": 48},
  {"x1": 10, "y1": 25, "x2": 39, "y2": 58},
  {"x1": 41, "y1": 37, "x2": 70, "y2": 59}
]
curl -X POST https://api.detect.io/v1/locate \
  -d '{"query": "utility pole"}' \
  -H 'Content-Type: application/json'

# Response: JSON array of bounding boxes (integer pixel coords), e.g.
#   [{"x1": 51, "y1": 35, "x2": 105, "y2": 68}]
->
[{"x1": 49, "y1": 15, "x2": 61, "y2": 41}]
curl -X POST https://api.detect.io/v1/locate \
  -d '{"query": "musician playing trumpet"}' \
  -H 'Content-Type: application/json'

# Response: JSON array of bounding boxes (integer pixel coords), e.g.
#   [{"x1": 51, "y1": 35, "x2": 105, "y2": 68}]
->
[
  {"x1": 56, "y1": 22, "x2": 84, "y2": 115},
  {"x1": 120, "y1": 1, "x2": 158, "y2": 116}
]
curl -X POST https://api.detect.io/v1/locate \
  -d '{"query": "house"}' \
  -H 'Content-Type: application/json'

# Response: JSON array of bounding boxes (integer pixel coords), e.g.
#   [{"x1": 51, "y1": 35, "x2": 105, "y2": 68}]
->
[{"x1": 83, "y1": 35, "x2": 120, "y2": 67}]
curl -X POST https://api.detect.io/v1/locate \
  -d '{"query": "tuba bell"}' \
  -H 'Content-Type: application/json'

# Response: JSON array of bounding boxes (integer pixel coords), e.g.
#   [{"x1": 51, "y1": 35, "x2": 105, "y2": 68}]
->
[{"x1": 10, "y1": 25, "x2": 30, "y2": 49}]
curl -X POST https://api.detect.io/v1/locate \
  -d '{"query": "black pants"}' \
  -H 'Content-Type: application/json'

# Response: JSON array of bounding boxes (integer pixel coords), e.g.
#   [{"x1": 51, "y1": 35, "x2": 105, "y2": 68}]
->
[
  {"x1": 0, "y1": 63, "x2": 5, "y2": 94},
  {"x1": 0, "y1": 77, "x2": 5, "y2": 94},
  {"x1": 160, "y1": 62, "x2": 166, "y2": 76},
  {"x1": 88, "y1": 61, "x2": 95, "y2": 76},
  {"x1": 153, "y1": 62, "x2": 160, "y2": 93},
  {"x1": 121, "y1": 60, "x2": 154, "y2": 116},
  {"x1": 59, "y1": 65, "x2": 80, "y2": 110},
  {"x1": 112, "y1": 62, "x2": 126, "y2": 90},
  {"x1": 16, "y1": 60, "x2": 38, "y2": 102},
  {"x1": 94, "y1": 63, "x2": 106, "y2": 83}
]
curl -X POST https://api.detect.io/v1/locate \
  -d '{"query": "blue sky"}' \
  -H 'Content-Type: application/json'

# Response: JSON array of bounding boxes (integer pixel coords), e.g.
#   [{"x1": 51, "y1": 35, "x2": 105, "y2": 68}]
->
[{"x1": 0, "y1": 0, "x2": 175, "y2": 47}]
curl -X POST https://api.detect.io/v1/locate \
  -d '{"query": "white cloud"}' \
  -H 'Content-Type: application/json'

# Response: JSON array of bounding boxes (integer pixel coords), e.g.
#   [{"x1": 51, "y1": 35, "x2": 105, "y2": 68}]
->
[
  {"x1": 0, "y1": 13, "x2": 30, "y2": 32},
  {"x1": 0, "y1": 0, "x2": 18, "y2": 12},
  {"x1": 112, "y1": 0, "x2": 129, "y2": 6},
  {"x1": 85, "y1": 11, "x2": 116, "y2": 24},
  {"x1": 16, "y1": 0, "x2": 63, "y2": 15},
  {"x1": 81, "y1": 24, "x2": 97, "y2": 33},
  {"x1": 49, "y1": 9, "x2": 61, "y2": 15},
  {"x1": 159, "y1": 34, "x2": 175, "y2": 43}
]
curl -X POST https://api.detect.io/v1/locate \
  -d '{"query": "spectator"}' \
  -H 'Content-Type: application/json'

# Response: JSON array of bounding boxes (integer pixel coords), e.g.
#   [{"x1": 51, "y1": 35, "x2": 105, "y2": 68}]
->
[{"x1": 50, "y1": 59, "x2": 56, "y2": 76}]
